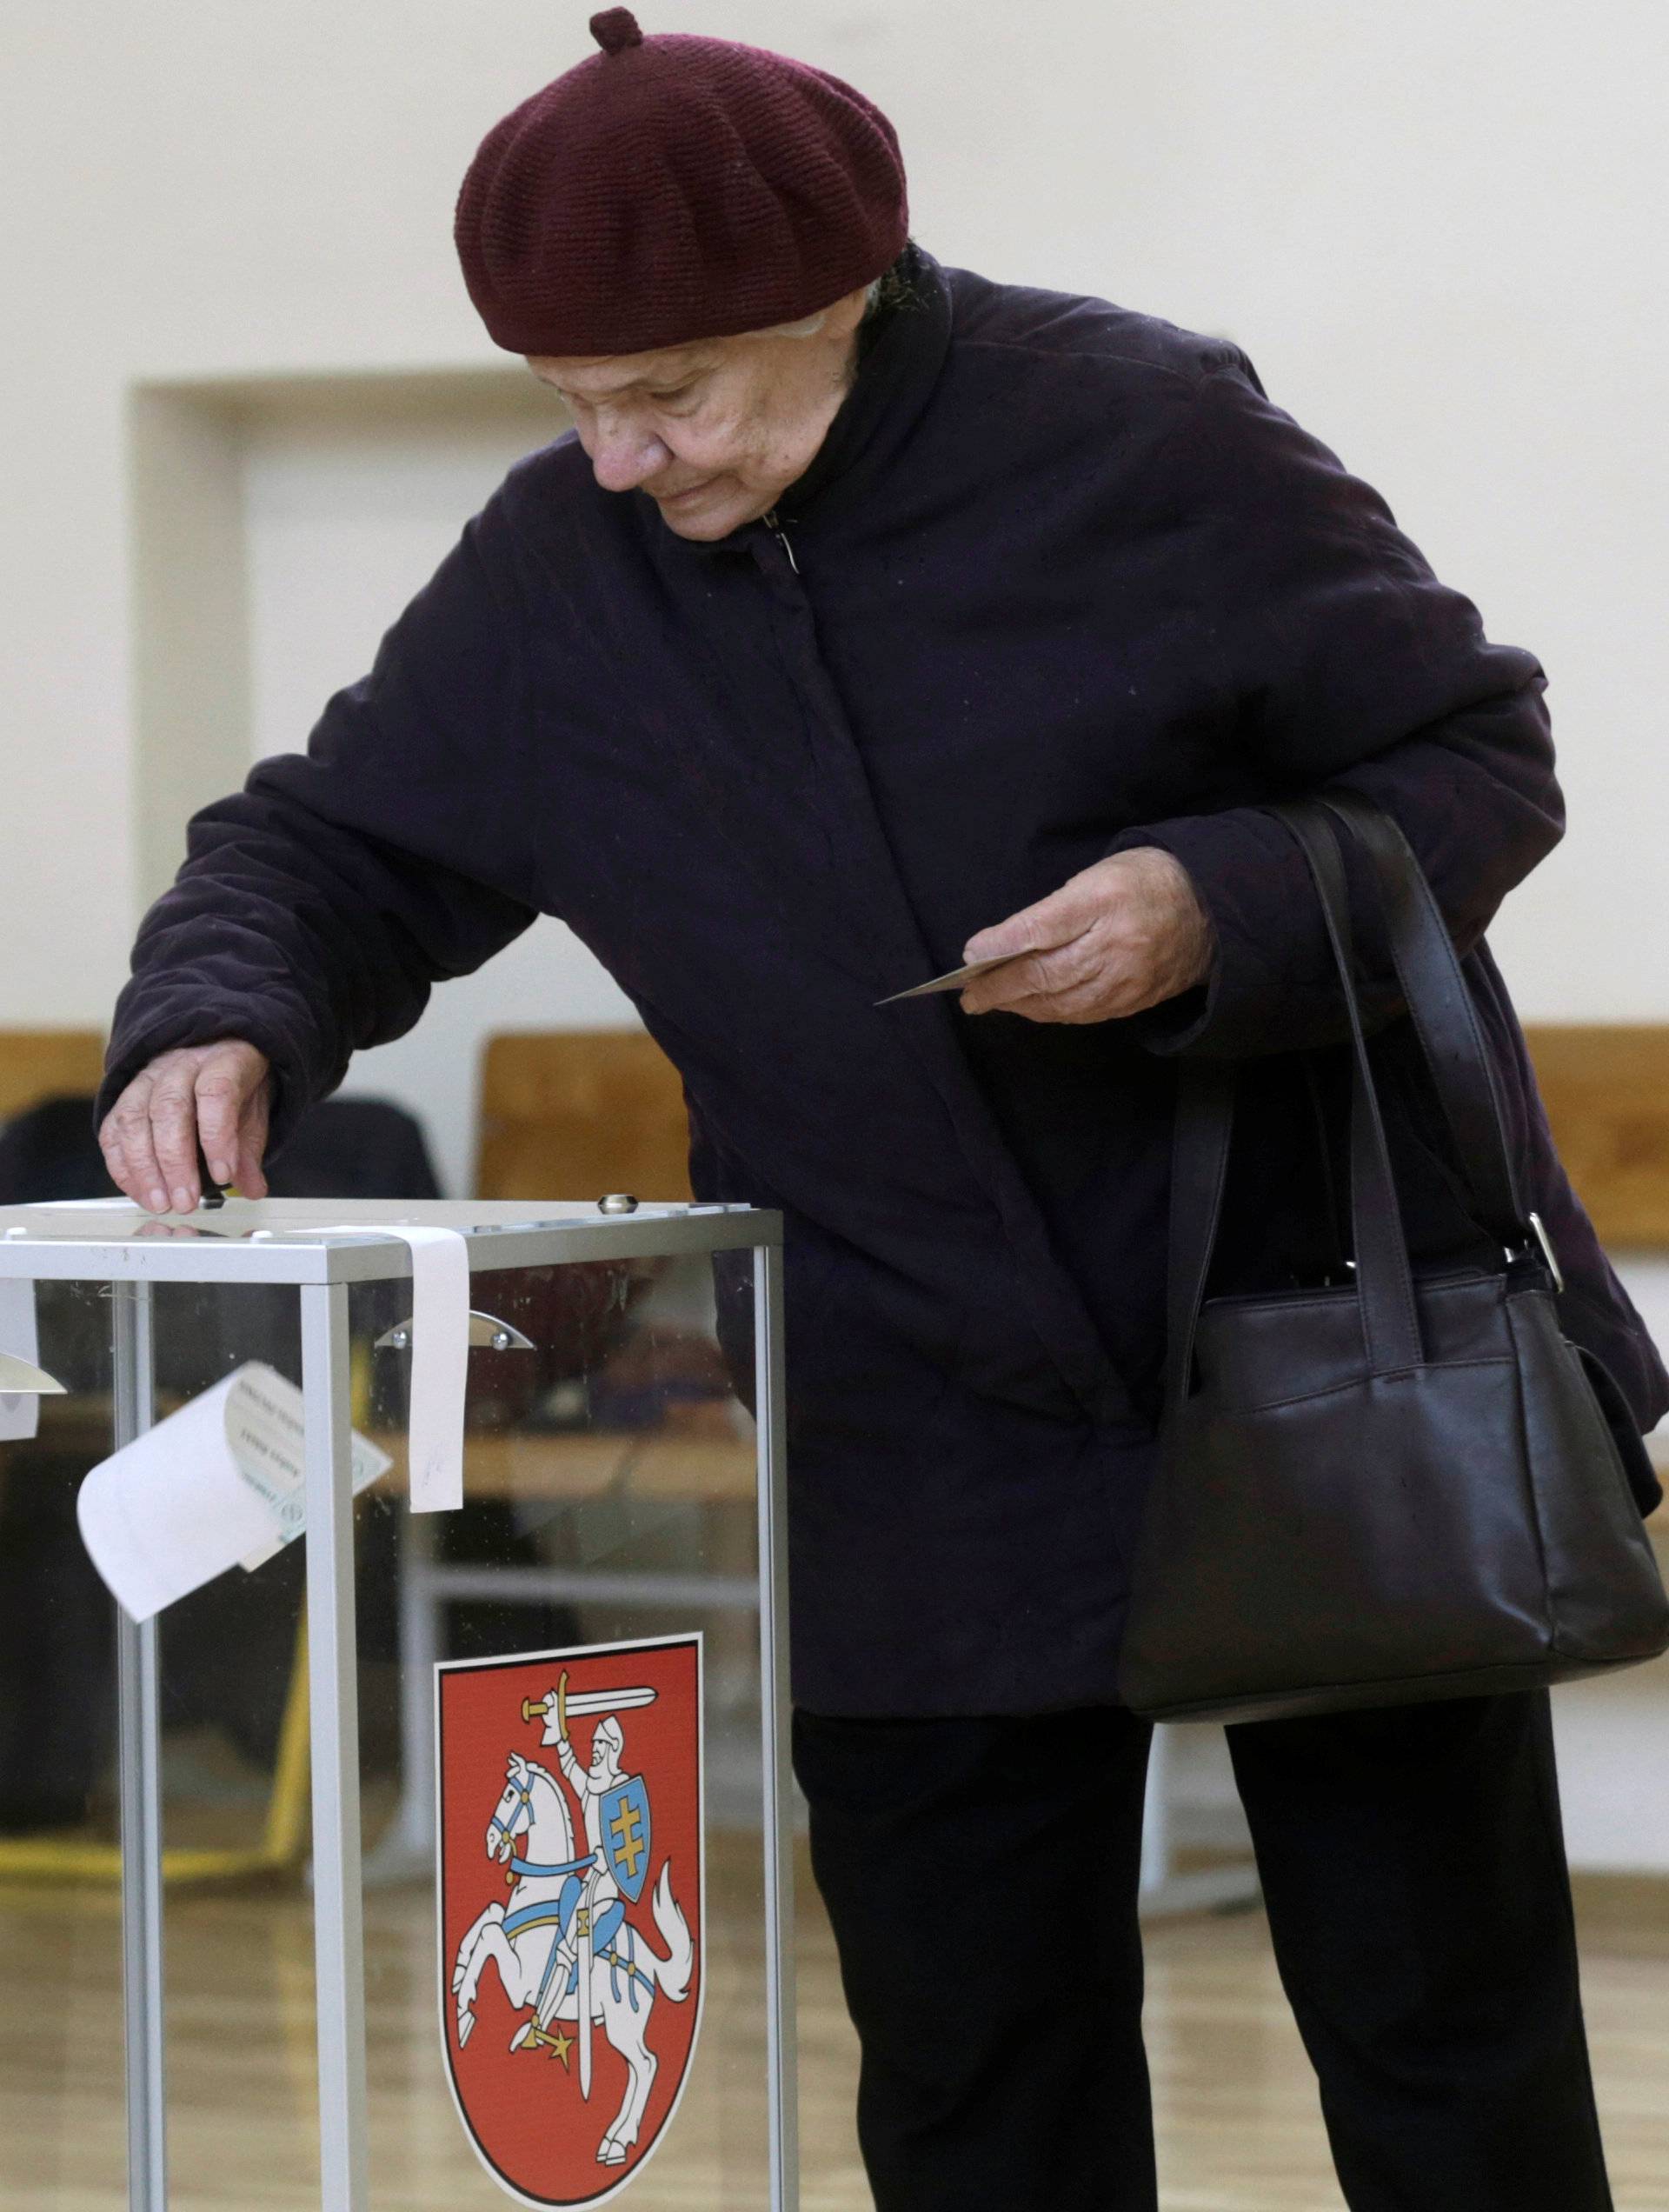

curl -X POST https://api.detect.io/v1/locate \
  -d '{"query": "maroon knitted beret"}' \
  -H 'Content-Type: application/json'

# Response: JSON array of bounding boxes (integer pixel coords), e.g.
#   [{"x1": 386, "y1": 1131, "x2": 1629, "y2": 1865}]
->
[{"x1": 454, "y1": 10, "x2": 908, "y2": 357}]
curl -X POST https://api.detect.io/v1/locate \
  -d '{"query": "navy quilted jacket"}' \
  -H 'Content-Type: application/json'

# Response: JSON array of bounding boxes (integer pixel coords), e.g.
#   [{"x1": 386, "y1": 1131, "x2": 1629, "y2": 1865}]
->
[{"x1": 102, "y1": 246, "x2": 1668, "y2": 1715}]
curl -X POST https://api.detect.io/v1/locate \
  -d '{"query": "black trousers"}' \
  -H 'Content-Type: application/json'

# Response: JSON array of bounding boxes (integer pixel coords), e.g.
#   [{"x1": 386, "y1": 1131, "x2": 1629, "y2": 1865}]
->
[{"x1": 792, "y1": 1691, "x2": 1611, "y2": 2211}]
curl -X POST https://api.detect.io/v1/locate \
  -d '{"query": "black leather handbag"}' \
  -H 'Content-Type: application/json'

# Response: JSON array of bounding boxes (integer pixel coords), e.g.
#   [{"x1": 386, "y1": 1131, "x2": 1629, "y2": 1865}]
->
[{"x1": 1117, "y1": 790, "x2": 1669, "y2": 1724}]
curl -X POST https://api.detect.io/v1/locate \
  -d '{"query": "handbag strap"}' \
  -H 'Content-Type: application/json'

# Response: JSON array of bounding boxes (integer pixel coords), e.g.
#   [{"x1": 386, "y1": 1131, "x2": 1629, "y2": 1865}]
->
[
  {"x1": 1166, "y1": 800, "x2": 1420, "y2": 1409},
  {"x1": 1158, "y1": 796, "x2": 1538, "y2": 1406},
  {"x1": 1281, "y1": 803, "x2": 1429, "y2": 1373},
  {"x1": 1314, "y1": 790, "x2": 1526, "y2": 1243},
  {"x1": 1164, "y1": 1052, "x2": 1237, "y2": 1414}
]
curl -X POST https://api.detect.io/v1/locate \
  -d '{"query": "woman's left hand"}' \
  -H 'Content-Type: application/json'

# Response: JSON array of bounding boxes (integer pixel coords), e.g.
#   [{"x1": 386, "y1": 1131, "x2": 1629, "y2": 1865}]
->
[{"x1": 958, "y1": 846, "x2": 1215, "y2": 1024}]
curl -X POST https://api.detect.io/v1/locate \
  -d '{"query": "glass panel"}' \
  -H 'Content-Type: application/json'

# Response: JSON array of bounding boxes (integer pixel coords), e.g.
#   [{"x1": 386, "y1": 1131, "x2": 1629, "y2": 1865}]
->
[
  {"x1": 3, "y1": 1274, "x2": 344, "y2": 2211},
  {"x1": 0, "y1": 1279, "x2": 119, "y2": 2209},
  {"x1": 149, "y1": 1280, "x2": 319, "y2": 2209},
  {"x1": 0, "y1": 1228, "x2": 773, "y2": 2212},
  {"x1": 355, "y1": 1248, "x2": 774, "y2": 2212}
]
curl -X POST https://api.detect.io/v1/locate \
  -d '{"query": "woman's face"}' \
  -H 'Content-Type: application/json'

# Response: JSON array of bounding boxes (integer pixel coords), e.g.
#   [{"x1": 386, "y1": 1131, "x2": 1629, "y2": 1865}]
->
[{"x1": 526, "y1": 284, "x2": 869, "y2": 541}]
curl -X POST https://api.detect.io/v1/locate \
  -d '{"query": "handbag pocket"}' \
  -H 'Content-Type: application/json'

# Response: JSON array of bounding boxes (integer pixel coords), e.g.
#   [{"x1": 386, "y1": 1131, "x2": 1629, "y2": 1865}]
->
[{"x1": 1571, "y1": 1339, "x2": 1664, "y2": 1519}]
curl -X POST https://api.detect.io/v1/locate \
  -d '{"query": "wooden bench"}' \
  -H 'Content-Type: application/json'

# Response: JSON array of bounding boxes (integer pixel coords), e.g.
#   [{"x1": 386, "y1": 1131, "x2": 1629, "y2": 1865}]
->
[
  {"x1": 1522, "y1": 1024, "x2": 1669, "y2": 1249},
  {"x1": 475, "y1": 1029, "x2": 692, "y2": 1202},
  {"x1": 0, "y1": 1029, "x2": 106, "y2": 1121}
]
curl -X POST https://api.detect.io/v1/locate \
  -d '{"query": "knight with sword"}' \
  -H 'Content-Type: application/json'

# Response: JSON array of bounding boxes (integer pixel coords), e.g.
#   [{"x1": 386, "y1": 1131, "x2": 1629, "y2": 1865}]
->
[{"x1": 522, "y1": 1671, "x2": 657, "y2": 2099}]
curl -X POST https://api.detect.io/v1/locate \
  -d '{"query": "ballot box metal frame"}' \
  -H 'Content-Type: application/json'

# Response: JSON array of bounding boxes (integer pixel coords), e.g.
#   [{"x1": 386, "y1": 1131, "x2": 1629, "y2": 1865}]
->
[{"x1": 0, "y1": 1200, "x2": 793, "y2": 2212}]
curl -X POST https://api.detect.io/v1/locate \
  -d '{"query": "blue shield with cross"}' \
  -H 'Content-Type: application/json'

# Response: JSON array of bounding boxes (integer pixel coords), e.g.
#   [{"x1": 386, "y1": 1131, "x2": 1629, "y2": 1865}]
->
[{"x1": 601, "y1": 1773, "x2": 653, "y2": 1903}]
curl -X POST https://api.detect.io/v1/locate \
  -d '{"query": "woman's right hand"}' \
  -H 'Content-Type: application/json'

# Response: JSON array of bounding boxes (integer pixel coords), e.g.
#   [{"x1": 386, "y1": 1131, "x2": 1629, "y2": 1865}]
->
[{"x1": 98, "y1": 1040, "x2": 274, "y2": 1213}]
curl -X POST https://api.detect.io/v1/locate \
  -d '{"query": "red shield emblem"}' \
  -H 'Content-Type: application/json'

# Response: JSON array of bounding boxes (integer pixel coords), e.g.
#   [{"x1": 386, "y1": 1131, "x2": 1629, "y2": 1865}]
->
[{"x1": 437, "y1": 1634, "x2": 704, "y2": 2205}]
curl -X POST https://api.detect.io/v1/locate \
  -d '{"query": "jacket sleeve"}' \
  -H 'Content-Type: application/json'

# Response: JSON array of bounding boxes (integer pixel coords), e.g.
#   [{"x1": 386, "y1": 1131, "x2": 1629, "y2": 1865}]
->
[
  {"x1": 1105, "y1": 351, "x2": 1563, "y2": 1058},
  {"x1": 98, "y1": 500, "x2": 541, "y2": 1144}
]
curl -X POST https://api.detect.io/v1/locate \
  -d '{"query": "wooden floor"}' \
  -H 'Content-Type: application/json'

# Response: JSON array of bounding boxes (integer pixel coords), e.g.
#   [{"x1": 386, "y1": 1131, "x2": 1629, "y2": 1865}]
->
[{"x1": 3, "y1": 1844, "x2": 1669, "y2": 2209}]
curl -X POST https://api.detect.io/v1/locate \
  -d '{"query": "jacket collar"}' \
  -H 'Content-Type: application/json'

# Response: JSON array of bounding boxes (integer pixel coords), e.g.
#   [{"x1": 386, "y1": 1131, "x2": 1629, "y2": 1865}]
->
[
  {"x1": 768, "y1": 242, "x2": 952, "y2": 527},
  {"x1": 638, "y1": 243, "x2": 954, "y2": 559}
]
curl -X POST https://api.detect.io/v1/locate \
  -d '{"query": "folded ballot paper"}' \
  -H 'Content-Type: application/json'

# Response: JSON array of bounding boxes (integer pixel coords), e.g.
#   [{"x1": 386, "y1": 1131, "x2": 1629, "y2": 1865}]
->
[
  {"x1": 77, "y1": 1363, "x2": 391, "y2": 1622},
  {"x1": 0, "y1": 1277, "x2": 45, "y2": 1442}
]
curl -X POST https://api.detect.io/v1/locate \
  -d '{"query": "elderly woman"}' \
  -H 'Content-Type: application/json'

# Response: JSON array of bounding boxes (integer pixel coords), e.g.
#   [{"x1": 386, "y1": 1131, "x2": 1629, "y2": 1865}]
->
[{"x1": 99, "y1": 16, "x2": 1665, "y2": 2209}]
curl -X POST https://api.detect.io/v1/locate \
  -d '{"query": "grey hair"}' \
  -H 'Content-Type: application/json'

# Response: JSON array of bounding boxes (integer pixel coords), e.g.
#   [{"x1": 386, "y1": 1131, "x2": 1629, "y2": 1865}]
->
[
  {"x1": 861, "y1": 243, "x2": 921, "y2": 323},
  {"x1": 768, "y1": 245, "x2": 920, "y2": 340}
]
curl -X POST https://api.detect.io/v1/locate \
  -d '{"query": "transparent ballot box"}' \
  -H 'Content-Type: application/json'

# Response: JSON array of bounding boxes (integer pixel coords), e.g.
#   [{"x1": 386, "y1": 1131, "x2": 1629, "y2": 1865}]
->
[{"x1": 0, "y1": 1199, "x2": 793, "y2": 2212}]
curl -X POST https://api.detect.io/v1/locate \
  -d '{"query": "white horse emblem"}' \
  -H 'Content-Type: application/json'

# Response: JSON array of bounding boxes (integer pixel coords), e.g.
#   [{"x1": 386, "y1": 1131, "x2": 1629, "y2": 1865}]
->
[{"x1": 442, "y1": 1642, "x2": 702, "y2": 2195}]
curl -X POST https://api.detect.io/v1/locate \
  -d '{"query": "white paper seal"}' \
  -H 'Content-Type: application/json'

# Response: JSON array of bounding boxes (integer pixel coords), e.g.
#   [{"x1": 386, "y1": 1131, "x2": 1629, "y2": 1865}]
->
[{"x1": 311, "y1": 1223, "x2": 469, "y2": 1513}]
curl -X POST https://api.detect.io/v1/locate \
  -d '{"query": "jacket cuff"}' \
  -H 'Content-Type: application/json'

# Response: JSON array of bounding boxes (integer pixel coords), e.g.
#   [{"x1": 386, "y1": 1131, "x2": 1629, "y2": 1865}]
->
[{"x1": 1105, "y1": 809, "x2": 1343, "y2": 1058}]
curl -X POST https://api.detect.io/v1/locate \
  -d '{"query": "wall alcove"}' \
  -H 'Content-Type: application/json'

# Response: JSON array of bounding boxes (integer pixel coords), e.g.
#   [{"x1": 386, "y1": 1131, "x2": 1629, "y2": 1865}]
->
[{"x1": 128, "y1": 369, "x2": 637, "y2": 1195}]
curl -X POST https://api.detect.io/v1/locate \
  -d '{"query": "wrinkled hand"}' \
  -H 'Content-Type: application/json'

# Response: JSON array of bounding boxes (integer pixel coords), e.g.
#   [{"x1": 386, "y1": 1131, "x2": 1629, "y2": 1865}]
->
[
  {"x1": 98, "y1": 1041, "x2": 273, "y2": 1214},
  {"x1": 959, "y1": 848, "x2": 1214, "y2": 1024}
]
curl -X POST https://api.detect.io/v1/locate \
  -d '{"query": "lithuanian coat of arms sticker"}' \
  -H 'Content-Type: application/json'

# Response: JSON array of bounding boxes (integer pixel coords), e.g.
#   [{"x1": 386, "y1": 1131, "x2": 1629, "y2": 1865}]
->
[{"x1": 437, "y1": 1633, "x2": 704, "y2": 2206}]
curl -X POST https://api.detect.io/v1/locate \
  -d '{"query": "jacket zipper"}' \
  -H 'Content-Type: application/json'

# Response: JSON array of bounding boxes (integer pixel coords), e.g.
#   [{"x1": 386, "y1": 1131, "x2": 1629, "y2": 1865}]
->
[{"x1": 761, "y1": 507, "x2": 800, "y2": 575}]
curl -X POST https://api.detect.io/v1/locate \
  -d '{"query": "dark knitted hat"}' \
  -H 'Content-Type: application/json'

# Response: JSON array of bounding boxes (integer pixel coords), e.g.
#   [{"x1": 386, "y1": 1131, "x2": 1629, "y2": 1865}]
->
[{"x1": 454, "y1": 10, "x2": 909, "y2": 356}]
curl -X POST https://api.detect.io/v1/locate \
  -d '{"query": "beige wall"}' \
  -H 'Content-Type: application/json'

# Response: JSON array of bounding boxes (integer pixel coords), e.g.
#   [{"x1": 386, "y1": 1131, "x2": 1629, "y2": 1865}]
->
[
  {"x1": 3, "y1": 0, "x2": 1666, "y2": 1029},
  {"x1": 239, "y1": 376, "x2": 639, "y2": 1198}
]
